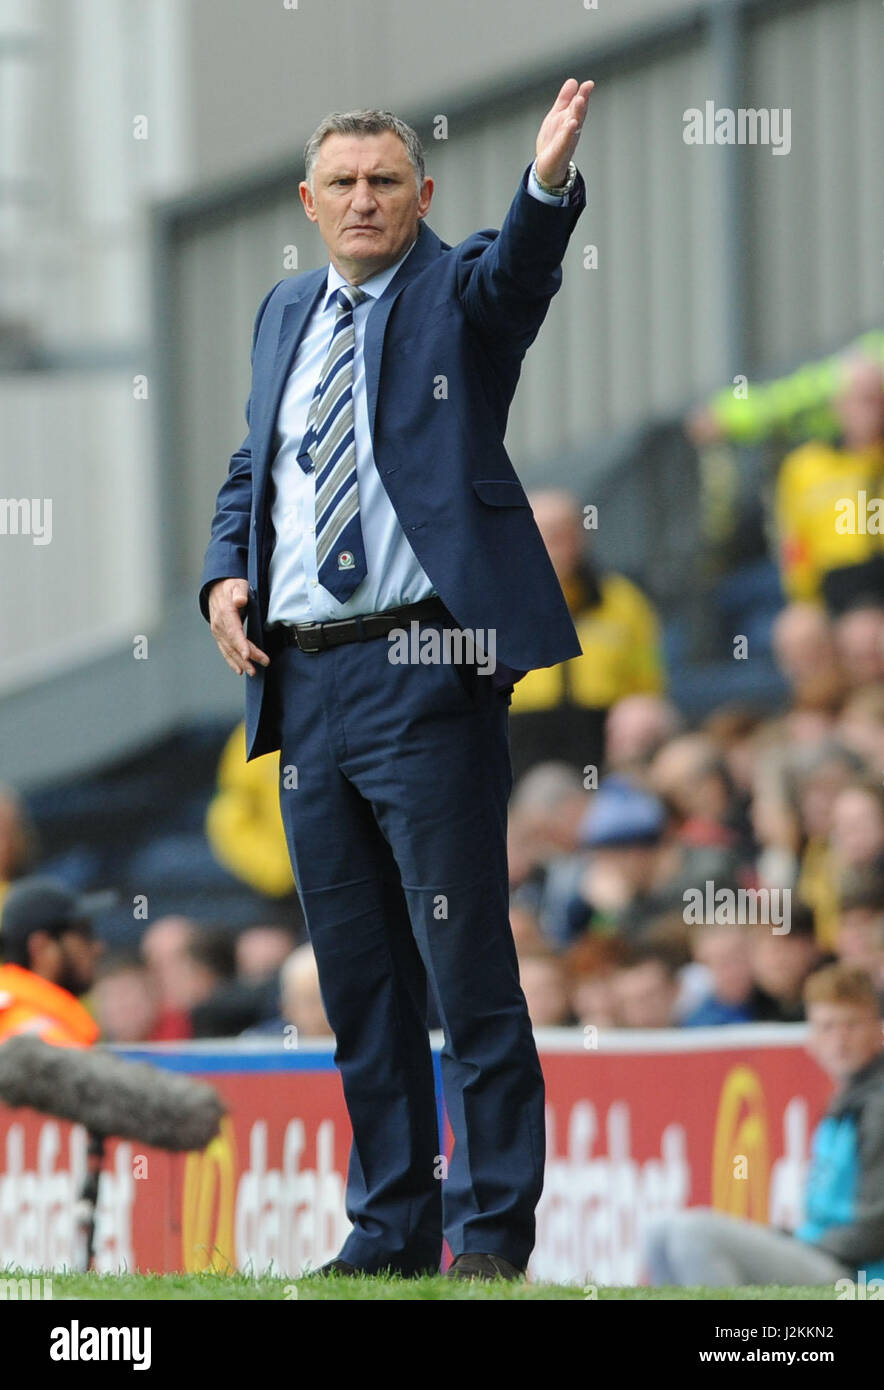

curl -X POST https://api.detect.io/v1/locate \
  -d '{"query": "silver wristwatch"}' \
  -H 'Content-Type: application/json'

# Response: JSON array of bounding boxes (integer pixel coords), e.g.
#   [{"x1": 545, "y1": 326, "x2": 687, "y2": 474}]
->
[{"x1": 534, "y1": 160, "x2": 577, "y2": 198}]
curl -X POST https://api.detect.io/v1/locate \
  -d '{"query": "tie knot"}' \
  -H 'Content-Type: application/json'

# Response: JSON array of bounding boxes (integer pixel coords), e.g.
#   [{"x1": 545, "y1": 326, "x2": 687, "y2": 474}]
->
[{"x1": 336, "y1": 284, "x2": 367, "y2": 314}]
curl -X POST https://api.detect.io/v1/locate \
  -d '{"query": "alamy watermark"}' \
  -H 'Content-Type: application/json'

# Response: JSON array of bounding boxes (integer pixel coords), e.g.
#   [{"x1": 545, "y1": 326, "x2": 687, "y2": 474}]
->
[
  {"x1": 0, "y1": 497, "x2": 52, "y2": 545},
  {"x1": 683, "y1": 102, "x2": 791, "y2": 156},
  {"x1": 835, "y1": 492, "x2": 883, "y2": 534},
  {"x1": 683, "y1": 881, "x2": 792, "y2": 934},
  {"x1": 50, "y1": 1322, "x2": 151, "y2": 1369},
  {"x1": 387, "y1": 622, "x2": 497, "y2": 675},
  {"x1": 0, "y1": 1274, "x2": 53, "y2": 1299},
  {"x1": 835, "y1": 1271, "x2": 884, "y2": 1299}
]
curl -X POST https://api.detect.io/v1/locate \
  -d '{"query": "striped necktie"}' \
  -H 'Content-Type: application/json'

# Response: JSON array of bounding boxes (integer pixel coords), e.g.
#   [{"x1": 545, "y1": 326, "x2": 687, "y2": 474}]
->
[{"x1": 297, "y1": 283, "x2": 369, "y2": 601}]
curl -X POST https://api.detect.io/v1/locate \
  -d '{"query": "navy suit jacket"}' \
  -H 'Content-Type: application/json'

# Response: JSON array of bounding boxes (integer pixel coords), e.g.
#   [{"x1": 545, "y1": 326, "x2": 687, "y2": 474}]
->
[{"x1": 200, "y1": 161, "x2": 586, "y2": 760}]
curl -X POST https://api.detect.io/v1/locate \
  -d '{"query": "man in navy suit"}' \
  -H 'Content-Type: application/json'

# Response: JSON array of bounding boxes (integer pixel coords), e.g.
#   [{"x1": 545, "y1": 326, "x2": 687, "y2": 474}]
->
[{"x1": 201, "y1": 79, "x2": 592, "y2": 1280}]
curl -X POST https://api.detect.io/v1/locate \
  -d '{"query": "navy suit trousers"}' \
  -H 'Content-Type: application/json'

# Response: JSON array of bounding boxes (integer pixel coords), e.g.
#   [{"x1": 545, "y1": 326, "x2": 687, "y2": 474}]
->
[{"x1": 274, "y1": 617, "x2": 545, "y2": 1273}]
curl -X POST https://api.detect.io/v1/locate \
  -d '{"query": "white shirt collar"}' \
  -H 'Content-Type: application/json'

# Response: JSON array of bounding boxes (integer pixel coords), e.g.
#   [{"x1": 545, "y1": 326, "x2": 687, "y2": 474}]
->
[{"x1": 324, "y1": 234, "x2": 418, "y2": 310}]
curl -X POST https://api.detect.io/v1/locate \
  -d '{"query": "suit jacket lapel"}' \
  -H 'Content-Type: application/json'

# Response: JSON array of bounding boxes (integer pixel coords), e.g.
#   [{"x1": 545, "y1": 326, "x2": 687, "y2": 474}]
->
[
  {"x1": 363, "y1": 218, "x2": 441, "y2": 440},
  {"x1": 253, "y1": 273, "x2": 326, "y2": 489}
]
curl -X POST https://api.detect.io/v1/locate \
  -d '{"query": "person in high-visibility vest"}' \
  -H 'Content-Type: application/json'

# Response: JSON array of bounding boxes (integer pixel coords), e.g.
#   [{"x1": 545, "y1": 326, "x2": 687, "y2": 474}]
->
[
  {"x1": 687, "y1": 328, "x2": 884, "y2": 448},
  {"x1": 0, "y1": 878, "x2": 102, "y2": 1048}
]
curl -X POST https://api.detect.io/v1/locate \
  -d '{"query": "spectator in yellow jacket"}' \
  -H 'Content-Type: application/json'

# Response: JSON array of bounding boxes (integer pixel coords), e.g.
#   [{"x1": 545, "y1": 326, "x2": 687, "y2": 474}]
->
[
  {"x1": 774, "y1": 356, "x2": 884, "y2": 611},
  {"x1": 509, "y1": 490, "x2": 665, "y2": 784},
  {"x1": 206, "y1": 725, "x2": 295, "y2": 898}
]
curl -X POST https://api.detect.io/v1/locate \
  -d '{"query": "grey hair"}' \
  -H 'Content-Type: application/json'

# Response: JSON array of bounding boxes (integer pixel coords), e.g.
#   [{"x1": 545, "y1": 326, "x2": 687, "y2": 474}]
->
[{"x1": 303, "y1": 109, "x2": 425, "y2": 194}]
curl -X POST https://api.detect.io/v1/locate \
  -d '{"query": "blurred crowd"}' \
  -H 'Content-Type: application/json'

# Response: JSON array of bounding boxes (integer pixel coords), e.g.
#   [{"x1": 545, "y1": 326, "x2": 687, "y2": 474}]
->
[
  {"x1": 93, "y1": 916, "x2": 332, "y2": 1043},
  {"x1": 1, "y1": 343, "x2": 883, "y2": 1044},
  {"x1": 507, "y1": 345, "x2": 884, "y2": 1031}
]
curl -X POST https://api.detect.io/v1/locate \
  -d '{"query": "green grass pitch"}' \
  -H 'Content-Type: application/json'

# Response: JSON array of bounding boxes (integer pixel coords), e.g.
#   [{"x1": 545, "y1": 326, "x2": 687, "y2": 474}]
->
[{"x1": 4, "y1": 1270, "x2": 841, "y2": 1301}]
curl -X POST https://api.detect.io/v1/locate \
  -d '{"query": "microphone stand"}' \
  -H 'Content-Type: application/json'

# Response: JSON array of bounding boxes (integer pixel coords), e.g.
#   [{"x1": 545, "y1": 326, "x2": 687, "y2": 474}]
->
[{"x1": 74, "y1": 1131, "x2": 106, "y2": 1271}]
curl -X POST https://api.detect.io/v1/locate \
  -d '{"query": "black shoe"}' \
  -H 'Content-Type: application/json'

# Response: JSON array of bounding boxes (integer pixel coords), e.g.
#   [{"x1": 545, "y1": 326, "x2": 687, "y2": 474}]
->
[
  {"x1": 309, "y1": 1258, "x2": 360, "y2": 1277},
  {"x1": 445, "y1": 1253, "x2": 524, "y2": 1281},
  {"x1": 309, "y1": 1254, "x2": 439, "y2": 1278}
]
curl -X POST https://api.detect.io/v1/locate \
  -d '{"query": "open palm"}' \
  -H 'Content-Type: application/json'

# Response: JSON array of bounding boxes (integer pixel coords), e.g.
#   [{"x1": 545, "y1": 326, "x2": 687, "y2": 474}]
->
[{"x1": 536, "y1": 78, "x2": 594, "y2": 187}]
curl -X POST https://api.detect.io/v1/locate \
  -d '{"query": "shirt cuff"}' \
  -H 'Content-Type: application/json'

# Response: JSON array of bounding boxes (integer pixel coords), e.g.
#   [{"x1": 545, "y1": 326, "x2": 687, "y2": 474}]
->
[{"x1": 527, "y1": 159, "x2": 568, "y2": 206}]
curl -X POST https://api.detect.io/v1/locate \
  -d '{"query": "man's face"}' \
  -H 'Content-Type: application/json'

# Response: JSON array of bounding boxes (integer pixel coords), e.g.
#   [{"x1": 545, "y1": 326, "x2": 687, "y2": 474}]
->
[
  {"x1": 798, "y1": 759, "x2": 854, "y2": 840},
  {"x1": 835, "y1": 608, "x2": 884, "y2": 687},
  {"x1": 94, "y1": 969, "x2": 158, "y2": 1043},
  {"x1": 519, "y1": 957, "x2": 570, "y2": 1027},
  {"x1": 750, "y1": 932, "x2": 819, "y2": 1001},
  {"x1": 830, "y1": 787, "x2": 884, "y2": 866},
  {"x1": 837, "y1": 910, "x2": 884, "y2": 976},
  {"x1": 299, "y1": 132, "x2": 433, "y2": 284},
  {"x1": 835, "y1": 361, "x2": 884, "y2": 449},
  {"x1": 807, "y1": 1001, "x2": 883, "y2": 1081},
  {"x1": 694, "y1": 928, "x2": 753, "y2": 1005},
  {"x1": 54, "y1": 928, "x2": 101, "y2": 997},
  {"x1": 614, "y1": 961, "x2": 676, "y2": 1028},
  {"x1": 530, "y1": 493, "x2": 584, "y2": 584}
]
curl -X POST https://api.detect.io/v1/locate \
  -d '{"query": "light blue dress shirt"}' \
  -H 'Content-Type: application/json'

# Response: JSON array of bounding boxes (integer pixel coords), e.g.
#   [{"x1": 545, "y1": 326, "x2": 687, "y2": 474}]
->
[{"x1": 266, "y1": 160, "x2": 569, "y2": 624}]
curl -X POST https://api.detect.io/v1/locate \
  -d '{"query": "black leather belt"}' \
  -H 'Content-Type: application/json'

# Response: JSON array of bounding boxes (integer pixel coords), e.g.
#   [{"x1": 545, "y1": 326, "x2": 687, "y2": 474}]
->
[{"x1": 272, "y1": 596, "x2": 449, "y2": 653}]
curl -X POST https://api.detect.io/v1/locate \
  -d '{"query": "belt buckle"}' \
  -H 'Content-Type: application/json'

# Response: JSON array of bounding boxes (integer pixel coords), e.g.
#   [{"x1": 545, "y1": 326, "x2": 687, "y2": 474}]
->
[{"x1": 295, "y1": 622, "x2": 323, "y2": 654}]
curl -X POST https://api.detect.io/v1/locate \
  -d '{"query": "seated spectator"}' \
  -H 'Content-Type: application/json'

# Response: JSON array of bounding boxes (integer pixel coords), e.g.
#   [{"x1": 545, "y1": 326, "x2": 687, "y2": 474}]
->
[
  {"x1": 643, "y1": 964, "x2": 884, "y2": 1286},
  {"x1": 829, "y1": 778, "x2": 884, "y2": 877},
  {"x1": 140, "y1": 915, "x2": 200, "y2": 1040},
  {"x1": 282, "y1": 945, "x2": 332, "y2": 1039},
  {"x1": 508, "y1": 904, "x2": 549, "y2": 959},
  {"x1": 509, "y1": 762, "x2": 588, "y2": 866},
  {"x1": 244, "y1": 944, "x2": 333, "y2": 1041},
  {"x1": 771, "y1": 604, "x2": 846, "y2": 713},
  {"x1": 649, "y1": 734, "x2": 756, "y2": 904},
  {"x1": 748, "y1": 904, "x2": 830, "y2": 1023},
  {"x1": 682, "y1": 924, "x2": 773, "y2": 1027},
  {"x1": 572, "y1": 776, "x2": 669, "y2": 937},
  {"x1": 700, "y1": 706, "x2": 767, "y2": 807},
  {"x1": 507, "y1": 762, "x2": 589, "y2": 946},
  {"x1": 638, "y1": 912, "x2": 709, "y2": 1021},
  {"x1": 835, "y1": 870, "x2": 884, "y2": 999},
  {"x1": 0, "y1": 878, "x2": 102, "y2": 1047},
  {"x1": 611, "y1": 943, "x2": 681, "y2": 1029},
  {"x1": 837, "y1": 685, "x2": 884, "y2": 771},
  {"x1": 835, "y1": 602, "x2": 884, "y2": 689},
  {"x1": 141, "y1": 920, "x2": 267, "y2": 1040},
  {"x1": 508, "y1": 489, "x2": 665, "y2": 783},
  {"x1": 235, "y1": 924, "x2": 300, "y2": 983},
  {"x1": 183, "y1": 929, "x2": 268, "y2": 1039},
  {"x1": 93, "y1": 953, "x2": 160, "y2": 1044},
  {"x1": 604, "y1": 695, "x2": 682, "y2": 783},
  {"x1": 792, "y1": 742, "x2": 866, "y2": 949},
  {"x1": 280, "y1": 950, "x2": 329, "y2": 1039},
  {"x1": 748, "y1": 742, "x2": 802, "y2": 892},
  {"x1": 565, "y1": 935, "x2": 631, "y2": 1029},
  {"x1": 519, "y1": 953, "x2": 574, "y2": 1028}
]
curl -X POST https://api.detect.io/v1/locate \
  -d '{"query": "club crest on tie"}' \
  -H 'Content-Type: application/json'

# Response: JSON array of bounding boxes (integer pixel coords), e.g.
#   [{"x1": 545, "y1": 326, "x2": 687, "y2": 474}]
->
[{"x1": 337, "y1": 550, "x2": 355, "y2": 570}]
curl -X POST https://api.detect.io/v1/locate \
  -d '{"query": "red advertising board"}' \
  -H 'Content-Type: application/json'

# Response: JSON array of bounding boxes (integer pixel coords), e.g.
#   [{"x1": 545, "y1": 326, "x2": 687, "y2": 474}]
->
[{"x1": 0, "y1": 1025, "x2": 831, "y2": 1284}]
